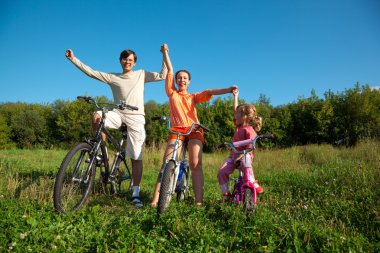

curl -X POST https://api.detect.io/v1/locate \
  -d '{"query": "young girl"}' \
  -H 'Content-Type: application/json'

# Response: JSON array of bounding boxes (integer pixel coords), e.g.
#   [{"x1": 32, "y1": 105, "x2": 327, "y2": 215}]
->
[
  {"x1": 151, "y1": 44, "x2": 237, "y2": 206},
  {"x1": 217, "y1": 89, "x2": 263, "y2": 200}
]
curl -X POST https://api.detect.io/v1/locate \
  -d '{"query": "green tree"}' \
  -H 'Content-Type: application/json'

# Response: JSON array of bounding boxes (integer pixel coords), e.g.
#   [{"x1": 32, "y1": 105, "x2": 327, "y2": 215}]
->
[
  {"x1": 328, "y1": 83, "x2": 380, "y2": 145},
  {"x1": 0, "y1": 113, "x2": 14, "y2": 149},
  {"x1": 144, "y1": 100, "x2": 169, "y2": 147},
  {"x1": 50, "y1": 98, "x2": 97, "y2": 147},
  {"x1": 11, "y1": 109, "x2": 48, "y2": 148}
]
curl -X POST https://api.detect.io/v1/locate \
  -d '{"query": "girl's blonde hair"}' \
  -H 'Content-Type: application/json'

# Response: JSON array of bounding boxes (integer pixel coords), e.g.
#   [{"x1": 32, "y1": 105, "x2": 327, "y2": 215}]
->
[{"x1": 236, "y1": 104, "x2": 262, "y2": 132}]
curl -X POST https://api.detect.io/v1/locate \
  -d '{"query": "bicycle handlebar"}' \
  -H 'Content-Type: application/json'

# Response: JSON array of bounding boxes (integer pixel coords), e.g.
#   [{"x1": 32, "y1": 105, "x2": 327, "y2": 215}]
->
[
  {"x1": 222, "y1": 134, "x2": 275, "y2": 154},
  {"x1": 77, "y1": 96, "x2": 138, "y2": 111},
  {"x1": 151, "y1": 115, "x2": 209, "y2": 136}
]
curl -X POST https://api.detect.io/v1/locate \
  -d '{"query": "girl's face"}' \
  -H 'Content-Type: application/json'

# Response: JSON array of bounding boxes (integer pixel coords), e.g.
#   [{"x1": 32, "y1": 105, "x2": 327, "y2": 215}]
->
[
  {"x1": 176, "y1": 72, "x2": 190, "y2": 92},
  {"x1": 234, "y1": 109, "x2": 247, "y2": 126}
]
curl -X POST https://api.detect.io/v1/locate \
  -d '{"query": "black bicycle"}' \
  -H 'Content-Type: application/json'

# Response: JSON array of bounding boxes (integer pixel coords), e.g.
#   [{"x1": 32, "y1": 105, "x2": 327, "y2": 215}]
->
[{"x1": 53, "y1": 96, "x2": 138, "y2": 213}]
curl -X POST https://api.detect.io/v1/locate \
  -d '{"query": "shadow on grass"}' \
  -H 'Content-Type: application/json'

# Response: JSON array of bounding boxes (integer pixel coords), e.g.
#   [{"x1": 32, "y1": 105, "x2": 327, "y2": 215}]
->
[{"x1": 13, "y1": 170, "x2": 56, "y2": 199}]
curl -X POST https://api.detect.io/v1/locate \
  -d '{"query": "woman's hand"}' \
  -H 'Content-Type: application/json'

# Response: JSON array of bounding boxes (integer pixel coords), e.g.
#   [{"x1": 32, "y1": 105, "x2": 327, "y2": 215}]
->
[
  {"x1": 232, "y1": 87, "x2": 239, "y2": 96},
  {"x1": 230, "y1": 85, "x2": 238, "y2": 93},
  {"x1": 160, "y1": 43, "x2": 169, "y2": 53}
]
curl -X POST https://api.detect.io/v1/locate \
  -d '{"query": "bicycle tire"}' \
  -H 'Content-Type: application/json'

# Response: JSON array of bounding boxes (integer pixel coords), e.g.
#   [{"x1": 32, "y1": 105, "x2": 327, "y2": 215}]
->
[
  {"x1": 176, "y1": 167, "x2": 191, "y2": 202},
  {"x1": 53, "y1": 142, "x2": 96, "y2": 213},
  {"x1": 243, "y1": 188, "x2": 255, "y2": 213},
  {"x1": 109, "y1": 155, "x2": 132, "y2": 195},
  {"x1": 157, "y1": 161, "x2": 176, "y2": 216}
]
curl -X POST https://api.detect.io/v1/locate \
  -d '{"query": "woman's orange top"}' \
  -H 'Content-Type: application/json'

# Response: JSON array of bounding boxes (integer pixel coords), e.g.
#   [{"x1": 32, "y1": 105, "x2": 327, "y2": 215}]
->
[{"x1": 165, "y1": 72, "x2": 213, "y2": 128}]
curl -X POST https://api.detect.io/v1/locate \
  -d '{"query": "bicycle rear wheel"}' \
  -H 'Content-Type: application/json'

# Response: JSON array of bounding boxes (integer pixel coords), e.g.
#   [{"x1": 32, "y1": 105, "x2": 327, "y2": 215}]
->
[
  {"x1": 157, "y1": 161, "x2": 176, "y2": 216},
  {"x1": 109, "y1": 154, "x2": 132, "y2": 195},
  {"x1": 243, "y1": 188, "x2": 256, "y2": 213},
  {"x1": 53, "y1": 142, "x2": 96, "y2": 213}
]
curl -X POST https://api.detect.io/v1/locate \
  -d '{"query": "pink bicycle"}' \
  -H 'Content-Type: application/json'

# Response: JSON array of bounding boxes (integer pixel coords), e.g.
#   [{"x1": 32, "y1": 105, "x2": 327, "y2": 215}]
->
[{"x1": 222, "y1": 134, "x2": 274, "y2": 212}]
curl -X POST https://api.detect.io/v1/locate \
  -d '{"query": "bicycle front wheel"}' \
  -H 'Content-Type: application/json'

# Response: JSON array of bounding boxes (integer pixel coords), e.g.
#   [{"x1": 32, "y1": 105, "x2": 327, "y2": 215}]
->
[
  {"x1": 243, "y1": 188, "x2": 256, "y2": 213},
  {"x1": 157, "y1": 161, "x2": 176, "y2": 216},
  {"x1": 53, "y1": 142, "x2": 96, "y2": 213}
]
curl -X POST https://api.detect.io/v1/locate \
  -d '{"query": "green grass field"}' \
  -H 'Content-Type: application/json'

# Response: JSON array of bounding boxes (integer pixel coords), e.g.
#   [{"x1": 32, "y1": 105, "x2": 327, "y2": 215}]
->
[{"x1": 0, "y1": 140, "x2": 379, "y2": 252}]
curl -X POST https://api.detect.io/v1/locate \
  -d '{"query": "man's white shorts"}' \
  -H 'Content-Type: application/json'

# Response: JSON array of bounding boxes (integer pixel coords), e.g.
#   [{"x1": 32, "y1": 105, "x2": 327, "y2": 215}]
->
[{"x1": 96, "y1": 110, "x2": 145, "y2": 160}]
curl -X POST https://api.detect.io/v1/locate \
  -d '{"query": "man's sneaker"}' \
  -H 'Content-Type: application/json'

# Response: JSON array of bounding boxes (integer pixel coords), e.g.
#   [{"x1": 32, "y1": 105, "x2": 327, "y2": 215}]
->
[
  {"x1": 253, "y1": 180, "x2": 264, "y2": 194},
  {"x1": 131, "y1": 196, "x2": 143, "y2": 208}
]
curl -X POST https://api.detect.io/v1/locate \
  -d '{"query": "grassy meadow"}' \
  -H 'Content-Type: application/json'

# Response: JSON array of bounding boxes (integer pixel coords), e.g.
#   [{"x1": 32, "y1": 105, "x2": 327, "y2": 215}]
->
[{"x1": 0, "y1": 140, "x2": 379, "y2": 252}]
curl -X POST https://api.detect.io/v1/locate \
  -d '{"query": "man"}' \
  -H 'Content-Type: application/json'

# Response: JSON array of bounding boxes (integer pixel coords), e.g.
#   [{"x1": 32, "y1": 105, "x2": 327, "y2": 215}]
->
[{"x1": 65, "y1": 46, "x2": 167, "y2": 207}]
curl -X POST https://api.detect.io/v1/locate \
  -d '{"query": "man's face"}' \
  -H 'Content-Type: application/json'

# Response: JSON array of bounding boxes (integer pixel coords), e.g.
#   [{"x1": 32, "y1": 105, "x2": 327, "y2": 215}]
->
[{"x1": 120, "y1": 54, "x2": 136, "y2": 73}]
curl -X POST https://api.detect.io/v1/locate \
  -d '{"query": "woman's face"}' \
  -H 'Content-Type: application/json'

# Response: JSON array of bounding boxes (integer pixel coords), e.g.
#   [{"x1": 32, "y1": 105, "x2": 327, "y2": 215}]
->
[{"x1": 176, "y1": 71, "x2": 190, "y2": 92}]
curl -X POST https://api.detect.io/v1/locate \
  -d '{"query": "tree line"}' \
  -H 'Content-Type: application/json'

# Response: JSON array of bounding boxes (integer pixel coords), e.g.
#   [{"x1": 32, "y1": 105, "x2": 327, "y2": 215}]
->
[{"x1": 0, "y1": 83, "x2": 379, "y2": 151}]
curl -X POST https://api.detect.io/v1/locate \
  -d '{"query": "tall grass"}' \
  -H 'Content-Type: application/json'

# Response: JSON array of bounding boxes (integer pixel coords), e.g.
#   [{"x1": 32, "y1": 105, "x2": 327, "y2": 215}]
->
[{"x1": 0, "y1": 140, "x2": 379, "y2": 252}]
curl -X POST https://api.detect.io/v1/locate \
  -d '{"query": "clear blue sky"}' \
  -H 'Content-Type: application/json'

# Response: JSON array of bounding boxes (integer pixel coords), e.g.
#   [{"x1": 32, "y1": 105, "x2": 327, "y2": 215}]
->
[{"x1": 1, "y1": 0, "x2": 379, "y2": 106}]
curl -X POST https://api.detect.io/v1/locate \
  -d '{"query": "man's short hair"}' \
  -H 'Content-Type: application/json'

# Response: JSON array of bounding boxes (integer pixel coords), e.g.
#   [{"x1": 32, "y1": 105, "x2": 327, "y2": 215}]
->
[{"x1": 119, "y1": 49, "x2": 137, "y2": 62}]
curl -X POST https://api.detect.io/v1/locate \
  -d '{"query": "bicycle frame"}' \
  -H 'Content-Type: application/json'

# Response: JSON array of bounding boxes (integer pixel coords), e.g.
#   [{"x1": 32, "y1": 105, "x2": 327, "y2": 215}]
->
[
  {"x1": 224, "y1": 134, "x2": 274, "y2": 208},
  {"x1": 78, "y1": 96, "x2": 135, "y2": 189},
  {"x1": 161, "y1": 118, "x2": 204, "y2": 196},
  {"x1": 155, "y1": 116, "x2": 209, "y2": 215},
  {"x1": 53, "y1": 96, "x2": 138, "y2": 213}
]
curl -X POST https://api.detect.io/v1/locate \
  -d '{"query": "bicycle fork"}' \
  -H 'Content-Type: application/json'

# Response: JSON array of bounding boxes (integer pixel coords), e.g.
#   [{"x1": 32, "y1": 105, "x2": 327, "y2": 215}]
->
[{"x1": 77, "y1": 141, "x2": 102, "y2": 184}]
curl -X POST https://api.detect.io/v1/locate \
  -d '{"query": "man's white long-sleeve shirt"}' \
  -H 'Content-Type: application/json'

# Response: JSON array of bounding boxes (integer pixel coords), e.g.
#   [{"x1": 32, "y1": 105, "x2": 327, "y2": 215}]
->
[{"x1": 70, "y1": 56, "x2": 167, "y2": 115}]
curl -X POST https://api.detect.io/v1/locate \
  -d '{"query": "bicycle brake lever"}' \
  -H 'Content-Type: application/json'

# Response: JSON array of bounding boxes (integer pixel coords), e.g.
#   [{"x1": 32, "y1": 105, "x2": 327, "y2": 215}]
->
[{"x1": 151, "y1": 116, "x2": 168, "y2": 121}]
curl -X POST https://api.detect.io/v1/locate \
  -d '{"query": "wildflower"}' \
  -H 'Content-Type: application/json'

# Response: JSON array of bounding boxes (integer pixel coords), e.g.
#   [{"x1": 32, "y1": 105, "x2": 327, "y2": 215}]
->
[
  {"x1": 262, "y1": 245, "x2": 267, "y2": 249},
  {"x1": 19, "y1": 233, "x2": 27, "y2": 240},
  {"x1": 303, "y1": 205, "x2": 308, "y2": 210},
  {"x1": 9, "y1": 242, "x2": 16, "y2": 250},
  {"x1": 256, "y1": 231, "x2": 261, "y2": 237}
]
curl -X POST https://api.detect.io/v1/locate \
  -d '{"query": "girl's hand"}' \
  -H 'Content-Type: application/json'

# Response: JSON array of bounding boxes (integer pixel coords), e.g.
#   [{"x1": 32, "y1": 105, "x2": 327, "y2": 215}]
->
[
  {"x1": 230, "y1": 85, "x2": 238, "y2": 93},
  {"x1": 234, "y1": 154, "x2": 244, "y2": 164},
  {"x1": 65, "y1": 49, "x2": 74, "y2": 60}
]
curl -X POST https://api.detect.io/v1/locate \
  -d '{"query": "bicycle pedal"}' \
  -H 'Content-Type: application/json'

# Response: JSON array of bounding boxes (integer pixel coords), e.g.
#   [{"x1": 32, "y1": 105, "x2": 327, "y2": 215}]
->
[
  {"x1": 85, "y1": 156, "x2": 102, "y2": 165},
  {"x1": 118, "y1": 174, "x2": 130, "y2": 183}
]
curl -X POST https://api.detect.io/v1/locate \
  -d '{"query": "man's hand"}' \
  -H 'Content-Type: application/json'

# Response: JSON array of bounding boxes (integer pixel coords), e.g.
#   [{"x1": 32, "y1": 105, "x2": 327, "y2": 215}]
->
[{"x1": 65, "y1": 49, "x2": 74, "y2": 60}]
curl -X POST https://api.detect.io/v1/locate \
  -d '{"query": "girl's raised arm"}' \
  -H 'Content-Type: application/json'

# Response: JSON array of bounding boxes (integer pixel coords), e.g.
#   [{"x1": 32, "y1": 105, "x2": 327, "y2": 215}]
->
[{"x1": 233, "y1": 88, "x2": 239, "y2": 111}]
